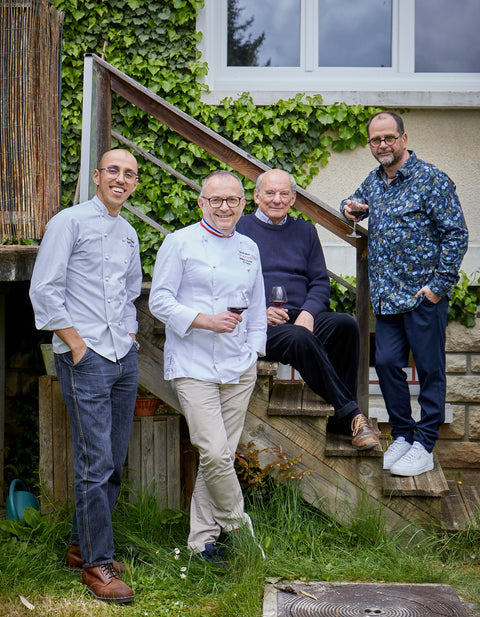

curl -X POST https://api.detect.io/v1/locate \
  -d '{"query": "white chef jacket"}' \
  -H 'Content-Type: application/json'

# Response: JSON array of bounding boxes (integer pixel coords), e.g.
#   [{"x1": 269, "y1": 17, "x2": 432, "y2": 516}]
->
[
  {"x1": 29, "y1": 196, "x2": 142, "y2": 361},
  {"x1": 149, "y1": 222, "x2": 267, "y2": 383}
]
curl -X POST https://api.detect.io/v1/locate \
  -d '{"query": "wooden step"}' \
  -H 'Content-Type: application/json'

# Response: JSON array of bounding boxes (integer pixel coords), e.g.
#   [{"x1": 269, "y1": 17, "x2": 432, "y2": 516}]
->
[
  {"x1": 441, "y1": 480, "x2": 480, "y2": 531},
  {"x1": 267, "y1": 382, "x2": 334, "y2": 417},
  {"x1": 324, "y1": 419, "x2": 383, "y2": 457},
  {"x1": 256, "y1": 360, "x2": 279, "y2": 376},
  {"x1": 383, "y1": 454, "x2": 448, "y2": 497}
]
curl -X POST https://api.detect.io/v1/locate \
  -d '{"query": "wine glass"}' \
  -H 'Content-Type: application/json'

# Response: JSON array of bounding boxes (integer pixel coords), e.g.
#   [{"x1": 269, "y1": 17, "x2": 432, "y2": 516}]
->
[
  {"x1": 227, "y1": 291, "x2": 248, "y2": 336},
  {"x1": 269, "y1": 286, "x2": 288, "y2": 307},
  {"x1": 346, "y1": 197, "x2": 367, "y2": 238}
]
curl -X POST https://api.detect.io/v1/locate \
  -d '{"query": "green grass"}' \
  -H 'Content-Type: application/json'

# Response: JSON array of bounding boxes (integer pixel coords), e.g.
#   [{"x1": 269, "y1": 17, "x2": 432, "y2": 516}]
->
[{"x1": 1, "y1": 484, "x2": 479, "y2": 616}]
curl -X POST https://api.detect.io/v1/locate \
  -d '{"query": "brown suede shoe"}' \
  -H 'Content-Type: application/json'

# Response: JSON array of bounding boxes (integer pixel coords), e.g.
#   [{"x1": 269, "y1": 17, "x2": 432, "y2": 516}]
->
[
  {"x1": 351, "y1": 414, "x2": 380, "y2": 450},
  {"x1": 65, "y1": 544, "x2": 127, "y2": 574},
  {"x1": 82, "y1": 563, "x2": 134, "y2": 604}
]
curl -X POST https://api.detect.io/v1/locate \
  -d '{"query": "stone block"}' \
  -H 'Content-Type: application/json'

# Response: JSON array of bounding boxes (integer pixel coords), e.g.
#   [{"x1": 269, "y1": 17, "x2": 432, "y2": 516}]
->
[
  {"x1": 471, "y1": 355, "x2": 480, "y2": 373},
  {"x1": 439, "y1": 405, "x2": 465, "y2": 439},
  {"x1": 447, "y1": 375, "x2": 480, "y2": 403},
  {"x1": 469, "y1": 406, "x2": 480, "y2": 440},
  {"x1": 435, "y1": 441, "x2": 480, "y2": 469},
  {"x1": 446, "y1": 320, "x2": 480, "y2": 352},
  {"x1": 445, "y1": 353, "x2": 467, "y2": 373}
]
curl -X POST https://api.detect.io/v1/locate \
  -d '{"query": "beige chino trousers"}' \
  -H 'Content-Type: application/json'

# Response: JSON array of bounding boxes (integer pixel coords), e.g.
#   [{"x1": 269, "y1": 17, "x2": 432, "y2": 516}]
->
[{"x1": 173, "y1": 363, "x2": 257, "y2": 553}]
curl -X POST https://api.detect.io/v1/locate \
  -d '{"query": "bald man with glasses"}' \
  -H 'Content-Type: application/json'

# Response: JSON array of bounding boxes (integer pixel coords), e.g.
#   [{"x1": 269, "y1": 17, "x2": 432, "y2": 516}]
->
[
  {"x1": 30, "y1": 149, "x2": 142, "y2": 603},
  {"x1": 342, "y1": 111, "x2": 468, "y2": 477}
]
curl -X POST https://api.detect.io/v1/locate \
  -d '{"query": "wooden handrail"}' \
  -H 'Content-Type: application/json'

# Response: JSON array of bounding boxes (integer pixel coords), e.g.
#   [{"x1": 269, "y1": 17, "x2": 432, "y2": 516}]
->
[
  {"x1": 89, "y1": 54, "x2": 366, "y2": 245},
  {"x1": 88, "y1": 53, "x2": 371, "y2": 412}
]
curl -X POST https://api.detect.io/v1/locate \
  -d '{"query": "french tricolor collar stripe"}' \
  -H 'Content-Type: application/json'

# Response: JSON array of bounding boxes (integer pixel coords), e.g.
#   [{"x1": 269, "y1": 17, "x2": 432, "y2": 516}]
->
[{"x1": 200, "y1": 218, "x2": 234, "y2": 238}]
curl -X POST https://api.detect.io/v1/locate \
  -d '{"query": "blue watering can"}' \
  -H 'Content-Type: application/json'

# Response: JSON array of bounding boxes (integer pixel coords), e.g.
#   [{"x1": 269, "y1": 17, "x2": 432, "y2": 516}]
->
[{"x1": 6, "y1": 479, "x2": 39, "y2": 522}]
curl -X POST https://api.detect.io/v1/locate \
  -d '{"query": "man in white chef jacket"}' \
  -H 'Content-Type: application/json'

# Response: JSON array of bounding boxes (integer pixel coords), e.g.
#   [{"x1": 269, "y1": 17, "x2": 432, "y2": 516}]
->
[{"x1": 149, "y1": 170, "x2": 266, "y2": 566}]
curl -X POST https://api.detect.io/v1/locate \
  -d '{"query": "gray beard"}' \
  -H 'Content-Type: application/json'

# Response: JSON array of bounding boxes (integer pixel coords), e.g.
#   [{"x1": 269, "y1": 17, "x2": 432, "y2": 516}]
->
[{"x1": 376, "y1": 152, "x2": 395, "y2": 167}]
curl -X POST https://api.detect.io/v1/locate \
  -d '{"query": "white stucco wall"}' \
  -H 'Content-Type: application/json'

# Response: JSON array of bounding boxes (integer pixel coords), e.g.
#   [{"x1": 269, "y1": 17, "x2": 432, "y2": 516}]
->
[{"x1": 308, "y1": 109, "x2": 480, "y2": 281}]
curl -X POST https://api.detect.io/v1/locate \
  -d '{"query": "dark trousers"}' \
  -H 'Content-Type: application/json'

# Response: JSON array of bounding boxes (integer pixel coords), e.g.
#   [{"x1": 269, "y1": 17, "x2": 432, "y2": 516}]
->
[
  {"x1": 265, "y1": 310, "x2": 360, "y2": 420},
  {"x1": 375, "y1": 297, "x2": 448, "y2": 452}
]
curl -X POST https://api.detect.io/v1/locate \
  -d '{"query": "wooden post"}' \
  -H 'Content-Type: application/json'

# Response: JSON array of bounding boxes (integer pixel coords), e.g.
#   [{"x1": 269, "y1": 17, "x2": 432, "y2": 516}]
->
[
  {"x1": 96, "y1": 65, "x2": 111, "y2": 162},
  {"x1": 356, "y1": 238, "x2": 370, "y2": 414}
]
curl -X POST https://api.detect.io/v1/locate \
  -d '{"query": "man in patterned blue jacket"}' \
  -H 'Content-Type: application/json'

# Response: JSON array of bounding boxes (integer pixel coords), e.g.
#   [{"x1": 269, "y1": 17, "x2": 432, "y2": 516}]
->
[{"x1": 342, "y1": 111, "x2": 468, "y2": 477}]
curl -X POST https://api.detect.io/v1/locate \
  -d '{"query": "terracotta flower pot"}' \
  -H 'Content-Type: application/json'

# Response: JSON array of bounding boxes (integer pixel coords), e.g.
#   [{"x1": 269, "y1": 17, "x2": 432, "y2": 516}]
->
[{"x1": 134, "y1": 397, "x2": 160, "y2": 416}]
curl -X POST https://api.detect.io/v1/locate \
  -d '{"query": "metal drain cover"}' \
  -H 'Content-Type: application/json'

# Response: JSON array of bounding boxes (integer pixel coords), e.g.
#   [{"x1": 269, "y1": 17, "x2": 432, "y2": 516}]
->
[{"x1": 264, "y1": 582, "x2": 472, "y2": 617}]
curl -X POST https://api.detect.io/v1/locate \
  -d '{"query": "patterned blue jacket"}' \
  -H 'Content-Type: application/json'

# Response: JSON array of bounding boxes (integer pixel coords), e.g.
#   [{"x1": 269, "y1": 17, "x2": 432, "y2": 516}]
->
[{"x1": 341, "y1": 151, "x2": 468, "y2": 315}]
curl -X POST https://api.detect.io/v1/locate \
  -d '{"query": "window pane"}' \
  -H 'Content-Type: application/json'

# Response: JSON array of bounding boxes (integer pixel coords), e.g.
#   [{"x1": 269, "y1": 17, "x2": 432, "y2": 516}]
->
[
  {"x1": 415, "y1": 0, "x2": 480, "y2": 72},
  {"x1": 227, "y1": 0, "x2": 300, "y2": 67},
  {"x1": 318, "y1": 0, "x2": 391, "y2": 67}
]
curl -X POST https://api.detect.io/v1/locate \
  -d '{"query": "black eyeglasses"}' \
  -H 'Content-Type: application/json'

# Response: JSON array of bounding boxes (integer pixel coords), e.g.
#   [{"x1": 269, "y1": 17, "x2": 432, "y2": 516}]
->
[
  {"x1": 98, "y1": 167, "x2": 138, "y2": 182},
  {"x1": 367, "y1": 135, "x2": 403, "y2": 148},
  {"x1": 201, "y1": 196, "x2": 243, "y2": 208}
]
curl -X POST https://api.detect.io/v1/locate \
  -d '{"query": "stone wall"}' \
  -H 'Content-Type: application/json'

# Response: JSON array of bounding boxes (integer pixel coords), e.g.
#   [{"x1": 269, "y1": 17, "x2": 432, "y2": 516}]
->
[{"x1": 436, "y1": 319, "x2": 480, "y2": 469}]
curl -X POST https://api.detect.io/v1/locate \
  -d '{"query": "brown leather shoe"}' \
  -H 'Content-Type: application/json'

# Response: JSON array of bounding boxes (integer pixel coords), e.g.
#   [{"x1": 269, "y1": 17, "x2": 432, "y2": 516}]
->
[
  {"x1": 351, "y1": 414, "x2": 380, "y2": 450},
  {"x1": 65, "y1": 544, "x2": 127, "y2": 574},
  {"x1": 82, "y1": 563, "x2": 134, "y2": 604}
]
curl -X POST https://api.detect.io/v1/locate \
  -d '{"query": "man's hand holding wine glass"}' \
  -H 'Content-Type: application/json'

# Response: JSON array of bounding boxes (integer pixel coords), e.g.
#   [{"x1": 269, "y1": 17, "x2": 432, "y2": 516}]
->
[{"x1": 267, "y1": 286, "x2": 289, "y2": 326}]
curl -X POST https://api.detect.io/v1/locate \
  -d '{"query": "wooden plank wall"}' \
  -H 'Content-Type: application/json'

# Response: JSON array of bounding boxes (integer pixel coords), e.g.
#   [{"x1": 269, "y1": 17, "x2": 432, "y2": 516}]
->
[
  {"x1": 127, "y1": 415, "x2": 181, "y2": 509},
  {"x1": 38, "y1": 376, "x2": 74, "y2": 512},
  {"x1": 38, "y1": 375, "x2": 183, "y2": 512}
]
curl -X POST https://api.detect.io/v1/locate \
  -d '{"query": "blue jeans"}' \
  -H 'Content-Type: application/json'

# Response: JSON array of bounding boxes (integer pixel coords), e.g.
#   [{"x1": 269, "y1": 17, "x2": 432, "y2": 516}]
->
[
  {"x1": 54, "y1": 346, "x2": 138, "y2": 568},
  {"x1": 375, "y1": 297, "x2": 448, "y2": 452}
]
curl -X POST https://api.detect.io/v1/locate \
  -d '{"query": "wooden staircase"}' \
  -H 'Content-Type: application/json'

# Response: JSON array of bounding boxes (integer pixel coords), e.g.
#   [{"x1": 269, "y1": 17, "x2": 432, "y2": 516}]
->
[{"x1": 134, "y1": 285, "x2": 479, "y2": 534}]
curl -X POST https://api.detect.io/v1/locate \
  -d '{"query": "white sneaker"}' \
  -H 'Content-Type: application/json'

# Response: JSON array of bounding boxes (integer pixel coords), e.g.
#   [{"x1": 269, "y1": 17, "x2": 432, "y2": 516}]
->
[
  {"x1": 383, "y1": 437, "x2": 411, "y2": 470},
  {"x1": 390, "y1": 441, "x2": 434, "y2": 477}
]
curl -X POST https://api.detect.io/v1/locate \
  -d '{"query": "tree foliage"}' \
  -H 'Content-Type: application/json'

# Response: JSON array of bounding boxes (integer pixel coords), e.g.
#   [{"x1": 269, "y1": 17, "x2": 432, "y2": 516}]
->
[
  {"x1": 54, "y1": 0, "x2": 381, "y2": 277},
  {"x1": 227, "y1": 0, "x2": 266, "y2": 66}
]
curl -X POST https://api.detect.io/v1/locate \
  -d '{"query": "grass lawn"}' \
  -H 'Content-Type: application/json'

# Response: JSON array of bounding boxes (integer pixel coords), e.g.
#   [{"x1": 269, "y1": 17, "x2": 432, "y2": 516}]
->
[{"x1": 1, "y1": 484, "x2": 479, "y2": 616}]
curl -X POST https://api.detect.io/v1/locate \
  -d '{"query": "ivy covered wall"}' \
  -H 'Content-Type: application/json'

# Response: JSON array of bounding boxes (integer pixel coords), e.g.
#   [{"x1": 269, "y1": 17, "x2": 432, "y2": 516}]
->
[{"x1": 55, "y1": 0, "x2": 380, "y2": 276}]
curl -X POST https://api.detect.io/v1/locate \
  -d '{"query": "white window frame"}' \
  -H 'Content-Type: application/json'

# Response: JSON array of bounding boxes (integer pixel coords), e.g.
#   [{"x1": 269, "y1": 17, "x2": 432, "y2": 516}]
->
[{"x1": 197, "y1": 0, "x2": 479, "y2": 107}]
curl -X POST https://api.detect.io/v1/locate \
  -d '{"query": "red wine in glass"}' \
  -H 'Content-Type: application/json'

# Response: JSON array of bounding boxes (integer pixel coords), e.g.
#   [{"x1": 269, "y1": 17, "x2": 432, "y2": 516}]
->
[
  {"x1": 227, "y1": 306, "x2": 247, "y2": 314},
  {"x1": 269, "y1": 286, "x2": 287, "y2": 307},
  {"x1": 346, "y1": 198, "x2": 368, "y2": 238},
  {"x1": 227, "y1": 291, "x2": 247, "y2": 335}
]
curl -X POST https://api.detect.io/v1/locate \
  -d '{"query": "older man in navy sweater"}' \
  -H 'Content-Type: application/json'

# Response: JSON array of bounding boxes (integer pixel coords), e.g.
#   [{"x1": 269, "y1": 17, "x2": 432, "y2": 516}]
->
[{"x1": 236, "y1": 168, "x2": 378, "y2": 449}]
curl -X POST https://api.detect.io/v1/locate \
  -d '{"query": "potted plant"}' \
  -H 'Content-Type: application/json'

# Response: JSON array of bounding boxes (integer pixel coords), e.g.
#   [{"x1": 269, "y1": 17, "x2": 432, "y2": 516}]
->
[{"x1": 134, "y1": 386, "x2": 162, "y2": 417}]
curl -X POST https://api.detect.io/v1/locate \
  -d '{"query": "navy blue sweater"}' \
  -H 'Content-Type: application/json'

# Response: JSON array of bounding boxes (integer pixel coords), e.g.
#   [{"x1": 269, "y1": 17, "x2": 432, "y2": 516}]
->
[{"x1": 236, "y1": 214, "x2": 330, "y2": 316}]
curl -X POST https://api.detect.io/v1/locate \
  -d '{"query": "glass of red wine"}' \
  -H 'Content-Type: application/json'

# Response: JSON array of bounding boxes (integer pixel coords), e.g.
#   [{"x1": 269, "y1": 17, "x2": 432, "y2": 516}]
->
[
  {"x1": 227, "y1": 291, "x2": 248, "y2": 336},
  {"x1": 346, "y1": 197, "x2": 367, "y2": 238},
  {"x1": 269, "y1": 286, "x2": 288, "y2": 308}
]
